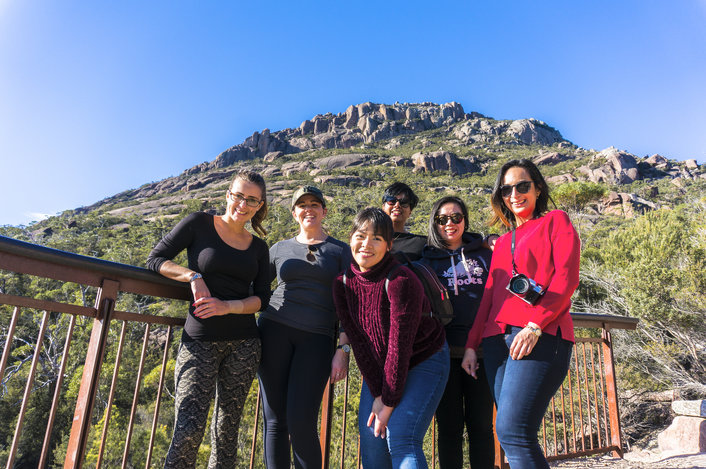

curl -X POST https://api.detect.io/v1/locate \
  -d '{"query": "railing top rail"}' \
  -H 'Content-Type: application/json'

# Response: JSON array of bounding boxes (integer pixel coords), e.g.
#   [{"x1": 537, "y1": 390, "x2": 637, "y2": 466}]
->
[
  {"x1": 0, "y1": 234, "x2": 190, "y2": 300},
  {"x1": 570, "y1": 312, "x2": 639, "y2": 330}
]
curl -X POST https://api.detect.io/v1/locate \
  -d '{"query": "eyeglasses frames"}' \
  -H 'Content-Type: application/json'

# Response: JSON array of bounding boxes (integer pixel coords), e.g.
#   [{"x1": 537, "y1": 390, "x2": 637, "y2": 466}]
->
[
  {"x1": 382, "y1": 195, "x2": 411, "y2": 208},
  {"x1": 306, "y1": 245, "x2": 317, "y2": 262},
  {"x1": 500, "y1": 181, "x2": 533, "y2": 198},
  {"x1": 228, "y1": 190, "x2": 261, "y2": 207},
  {"x1": 434, "y1": 213, "x2": 464, "y2": 225}
]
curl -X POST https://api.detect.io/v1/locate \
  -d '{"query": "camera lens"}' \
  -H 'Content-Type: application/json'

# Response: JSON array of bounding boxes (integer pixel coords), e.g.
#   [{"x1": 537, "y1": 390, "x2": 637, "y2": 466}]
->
[{"x1": 510, "y1": 275, "x2": 529, "y2": 294}]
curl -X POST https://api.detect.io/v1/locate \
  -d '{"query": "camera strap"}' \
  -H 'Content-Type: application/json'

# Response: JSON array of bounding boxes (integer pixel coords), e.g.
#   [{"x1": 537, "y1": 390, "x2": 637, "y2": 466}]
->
[{"x1": 510, "y1": 229, "x2": 519, "y2": 276}]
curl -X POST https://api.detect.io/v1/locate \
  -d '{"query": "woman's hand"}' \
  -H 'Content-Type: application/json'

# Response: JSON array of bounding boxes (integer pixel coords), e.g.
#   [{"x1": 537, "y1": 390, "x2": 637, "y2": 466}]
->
[
  {"x1": 330, "y1": 349, "x2": 349, "y2": 383},
  {"x1": 461, "y1": 348, "x2": 479, "y2": 378},
  {"x1": 190, "y1": 277, "x2": 211, "y2": 302},
  {"x1": 509, "y1": 327, "x2": 540, "y2": 360},
  {"x1": 193, "y1": 297, "x2": 242, "y2": 319},
  {"x1": 367, "y1": 396, "x2": 394, "y2": 438}
]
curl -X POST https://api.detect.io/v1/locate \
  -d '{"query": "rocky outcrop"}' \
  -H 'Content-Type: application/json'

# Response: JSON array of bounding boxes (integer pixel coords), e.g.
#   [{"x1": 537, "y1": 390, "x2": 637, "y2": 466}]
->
[
  {"x1": 263, "y1": 151, "x2": 284, "y2": 162},
  {"x1": 314, "y1": 175, "x2": 371, "y2": 187},
  {"x1": 534, "y1": 151, "x2": 567, "y2": 165},
  {"x1": 601, "y1": 191, "x2": 658, "y2": 218},
  {"x1": 686, "y1": 159, "x2": 700, "y2": 170},
  {"x1": 646, "y1": 154, "x2": 670, "y2": 169},
  {"x1": 411, "y1": 151, "x2": 480, "y2": 175},
  {"x1": 546, "y1": 173, "x2": 577, "y2": 185},
  {"x1": 658, "y1": 400, "x2": 706, "y2": 454},
  {"x1": 207, "y1": 102, "x2": 566, "y2": 172},
  {"x1": 315, "y1": 153, "x2": 371, "y2": 170},
  {"x1": 507, "y1": 119, "x2": 563, "y2": 145},
  {"x1": 577, "y1": 147, "x2": 641, "y2": 184}
]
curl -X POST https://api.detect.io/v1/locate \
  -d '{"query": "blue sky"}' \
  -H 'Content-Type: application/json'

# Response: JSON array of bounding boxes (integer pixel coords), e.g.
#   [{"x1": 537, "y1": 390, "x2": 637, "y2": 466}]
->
[{"x1": 1, "y1": 1, "x2": 705, "y2": 226}]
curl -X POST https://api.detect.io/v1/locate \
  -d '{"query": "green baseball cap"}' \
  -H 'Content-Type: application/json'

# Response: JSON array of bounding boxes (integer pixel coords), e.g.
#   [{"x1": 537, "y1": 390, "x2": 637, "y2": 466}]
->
[{"x1": 291, "y1": 185, "x2": 325, "y2": 209}]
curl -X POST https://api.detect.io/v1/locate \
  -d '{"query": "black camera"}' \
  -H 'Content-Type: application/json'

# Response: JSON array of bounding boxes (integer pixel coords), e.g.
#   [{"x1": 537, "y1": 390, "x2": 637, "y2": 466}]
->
[{"x1": 506, "y1": 273, "x2": 545, "y2": 305}]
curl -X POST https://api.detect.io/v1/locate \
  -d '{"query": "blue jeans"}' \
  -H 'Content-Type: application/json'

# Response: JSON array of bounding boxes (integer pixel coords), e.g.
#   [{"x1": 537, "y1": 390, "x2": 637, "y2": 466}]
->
[
  {"x1": 482, "y1": 327, "x2": 573, "y2": 469},
  {"x1": 359, "y1": 343, "x2": 450, "y2": 469}
]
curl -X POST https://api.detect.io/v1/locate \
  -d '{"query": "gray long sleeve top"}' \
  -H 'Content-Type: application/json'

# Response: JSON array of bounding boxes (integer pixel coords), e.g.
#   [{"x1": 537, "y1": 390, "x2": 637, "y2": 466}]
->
[{"x1": 260, "y1": 236, "x2": 351, "y2": 337}]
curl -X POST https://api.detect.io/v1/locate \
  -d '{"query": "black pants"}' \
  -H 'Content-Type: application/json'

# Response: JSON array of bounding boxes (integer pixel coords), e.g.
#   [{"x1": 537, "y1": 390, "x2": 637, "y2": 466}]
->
[
  {"x1": 435, "y1": 357, "x2": 495, "y2": 469},
  {"x1": 257, "y1": 317, "x2": 334, "y2": 469}
]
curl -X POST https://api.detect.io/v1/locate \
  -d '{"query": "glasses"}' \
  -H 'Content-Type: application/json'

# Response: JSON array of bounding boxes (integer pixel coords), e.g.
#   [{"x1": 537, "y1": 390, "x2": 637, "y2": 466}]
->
[
  {"x1": 228, "y1": 191, "x2": 261, "y2": 207},
  {"x1": 306, "y1": 245, "x2": 317, "y2": 262},
  {"x1": 434, "y1": 213, "x2": 464, "y2": 225},
  {"x1": 383, "y1": 195, "x2": 411, "y2": 208},
  {"x1": 500, "y1": 181, "x2": 533, "y2": 198}
]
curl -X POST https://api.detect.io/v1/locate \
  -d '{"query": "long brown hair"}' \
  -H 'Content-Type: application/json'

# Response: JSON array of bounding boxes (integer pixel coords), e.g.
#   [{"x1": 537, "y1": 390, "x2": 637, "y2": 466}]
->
[{"x1": 231, "y1": 170, "x2": 268, "y2": 237}]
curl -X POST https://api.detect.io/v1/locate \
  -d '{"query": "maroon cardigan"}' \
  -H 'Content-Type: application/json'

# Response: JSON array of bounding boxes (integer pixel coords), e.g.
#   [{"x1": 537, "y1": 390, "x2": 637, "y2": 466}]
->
[{"x1": 333, "y1": 253, "x2": 446, "y2": 407}]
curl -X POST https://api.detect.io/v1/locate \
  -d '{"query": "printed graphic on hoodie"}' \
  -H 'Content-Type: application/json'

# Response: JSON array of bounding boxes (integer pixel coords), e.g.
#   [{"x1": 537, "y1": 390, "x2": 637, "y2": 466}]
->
[{"x1": 442, "y1": 258, "x2": 486, "y2": 288}]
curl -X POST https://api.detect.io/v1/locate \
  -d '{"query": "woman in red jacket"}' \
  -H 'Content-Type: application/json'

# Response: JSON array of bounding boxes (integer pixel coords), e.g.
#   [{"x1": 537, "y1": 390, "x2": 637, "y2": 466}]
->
[{"x1": 461, "y1": 159, "x2": 580, "y2": 469}]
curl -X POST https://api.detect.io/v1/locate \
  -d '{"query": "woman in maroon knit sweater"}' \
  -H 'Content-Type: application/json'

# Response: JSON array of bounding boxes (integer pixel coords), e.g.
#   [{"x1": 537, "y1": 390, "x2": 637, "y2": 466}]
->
[
  {"x1": 333, "y1": 207, "x2": 449, "y2": 469},
  {"x1": 462, "y1": 159, "x2": 580, "y2": 469}
]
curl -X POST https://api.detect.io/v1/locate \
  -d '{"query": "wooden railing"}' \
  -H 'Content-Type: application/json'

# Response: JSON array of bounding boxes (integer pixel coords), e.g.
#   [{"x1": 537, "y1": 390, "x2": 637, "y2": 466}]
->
[{"x1": 0, "y1": 235, "x2": 638, "y2": 468}]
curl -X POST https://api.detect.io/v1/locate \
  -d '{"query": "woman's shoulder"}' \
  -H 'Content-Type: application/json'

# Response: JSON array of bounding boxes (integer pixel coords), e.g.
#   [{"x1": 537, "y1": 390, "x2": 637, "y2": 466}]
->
[
  {"x1": 544, "y1": 209, "x2": 571, "y2": 223},
  {"x1": 386, "y1": 262, "x2": 422, "y2": 287},
  {"x1": 250, "y1": 234, "x2": 269, "y2": 251},
  {"x1": 168, "y1": 211, "x2": 212, "y2": 236},
  {"x1": 540, "y1": 210, "x2": 576, "y2": 231},
  {"x1": 270, "y1": 237, "x2": 295, "y2": 249},
  {"x1": 324, "y1": 236, "x2": 349, "y2": 250},
  {"x1": 179, "y1": 210, "x2": 211, "y2": 225}
]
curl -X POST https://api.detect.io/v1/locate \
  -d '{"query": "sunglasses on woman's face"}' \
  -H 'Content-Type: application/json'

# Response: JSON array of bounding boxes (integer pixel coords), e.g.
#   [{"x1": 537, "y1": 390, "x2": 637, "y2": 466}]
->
[
  {"x1": 500, "y1": 181, "x2": 533, "y2": 198},
  {"x1": 382, "y1": 195, "x2": 411, "y2": 208},
  {"x1": 434, "y1": 213, "x2": 464, "y2": 225}
]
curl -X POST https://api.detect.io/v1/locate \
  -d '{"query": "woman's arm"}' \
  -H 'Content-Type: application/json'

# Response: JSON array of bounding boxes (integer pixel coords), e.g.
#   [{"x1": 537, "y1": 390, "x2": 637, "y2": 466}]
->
[
  {"x1": 332, "y1": 276, "x2": 384, "y2": 396},
  {"x1": 465, "y1": 256, "x2": 497, "y2": 351},
  {"x1": 330, "y1": 331, "x2": 350, "y2": 383},
  {"x1": 159, "y1": 260, "x2": 211, "y2": 302},
  {"x1": 381, "y1": 270, "x2": 424, "y2": 407},
  {"x1": 147, "y1": 213, "x2": 211, "y2": 301},
  {"x1": 527, "y1": 211, "x2": 581, "y2": 329}
]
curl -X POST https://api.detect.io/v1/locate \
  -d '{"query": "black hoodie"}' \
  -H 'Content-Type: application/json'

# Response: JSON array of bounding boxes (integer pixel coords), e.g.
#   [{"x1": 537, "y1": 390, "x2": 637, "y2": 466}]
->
[{"x1": 421, "y1": 232, "x2": 492, "y2": 350}]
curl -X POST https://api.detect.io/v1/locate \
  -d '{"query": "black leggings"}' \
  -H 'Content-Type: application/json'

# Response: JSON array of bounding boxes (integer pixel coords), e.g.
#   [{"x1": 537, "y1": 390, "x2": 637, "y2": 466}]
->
[
  {"x1": 435, "y1": 357, "x2": 495, "y2": 469},
  {"x1": 257, "y1": 317, "x2": 334, "y2": 469}
]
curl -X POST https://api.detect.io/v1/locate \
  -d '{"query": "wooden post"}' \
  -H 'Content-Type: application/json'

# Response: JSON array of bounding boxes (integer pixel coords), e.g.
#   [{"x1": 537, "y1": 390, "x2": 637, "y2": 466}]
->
[
  {"x1": 493, "y1": 404, "x2": 509, "y2": 468},
  {"x1": 601, "y1": 328, "x2": 624, "y2": 457},
  {"x1": 64, "y1": 279, "x2": 119, "y2": 468},
  {"x1": 319, "y1": 379, "x2": 334, "y2": 469}
]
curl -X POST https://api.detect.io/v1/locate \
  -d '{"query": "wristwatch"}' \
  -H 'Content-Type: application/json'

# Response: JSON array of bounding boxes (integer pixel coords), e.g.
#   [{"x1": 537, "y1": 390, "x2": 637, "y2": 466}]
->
[
  {"x1": 189, "y1": 272, "x2": 203, "y2": 283},
  {"x1": 336, "y1": 344, "x2": 351, "y2": 353},
  {"x1": 525, "y1": 322, "x2": 542, "y2": 337}
]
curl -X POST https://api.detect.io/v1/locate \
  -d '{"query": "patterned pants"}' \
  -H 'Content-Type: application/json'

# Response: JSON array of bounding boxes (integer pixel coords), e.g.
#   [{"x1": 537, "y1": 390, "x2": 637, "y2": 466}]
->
[{"x1": 164, "y1": 337, "x2": 261, "y2": 469}]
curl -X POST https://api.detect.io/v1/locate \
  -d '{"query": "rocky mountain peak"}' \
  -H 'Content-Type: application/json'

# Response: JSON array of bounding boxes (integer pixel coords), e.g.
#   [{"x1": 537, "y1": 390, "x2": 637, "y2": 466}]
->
[{"x1": 204, "y1": 101, "x2": 565, "y2": 171}]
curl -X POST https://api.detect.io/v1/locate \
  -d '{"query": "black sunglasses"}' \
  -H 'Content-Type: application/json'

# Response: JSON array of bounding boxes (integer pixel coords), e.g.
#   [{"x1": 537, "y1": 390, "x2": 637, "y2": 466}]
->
[
  {"x1": 382, "y1": 195, "x2": 411, "y2": 208},
  {"x1": 306, "y1": 245, "x2": 317, "y2": 262},
  {"x1": 500, "y1": 181, "x2": 533, "y2": 198},
  {"x1": 434, "y1": 213, "x2": 464, "y2": 225}
]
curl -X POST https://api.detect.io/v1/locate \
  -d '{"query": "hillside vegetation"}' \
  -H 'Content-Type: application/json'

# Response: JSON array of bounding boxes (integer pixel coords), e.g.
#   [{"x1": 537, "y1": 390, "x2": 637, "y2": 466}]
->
[{"x1": 1, "y1": 102, "x2": 704, "y2": 465}]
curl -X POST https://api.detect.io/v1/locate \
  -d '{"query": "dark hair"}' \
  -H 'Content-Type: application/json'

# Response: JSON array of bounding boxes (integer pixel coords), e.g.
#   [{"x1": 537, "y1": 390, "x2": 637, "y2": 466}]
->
[
  {"x1": 426, "y1": 196, "x2": 469, "y2": 250},
  {"x1": 231, "y1": 170, "x2": 268, "y2": 237},
  {"x1": 382, "y1": 182, "x2": 419, "y2": 211},
  {"x1": 489, "y1": 159, "x2": 549, "y2": 229},
  {"x1": 349, "y1": 207, "x2": 394, "y2": 247}
]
